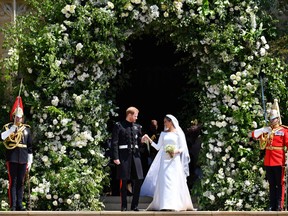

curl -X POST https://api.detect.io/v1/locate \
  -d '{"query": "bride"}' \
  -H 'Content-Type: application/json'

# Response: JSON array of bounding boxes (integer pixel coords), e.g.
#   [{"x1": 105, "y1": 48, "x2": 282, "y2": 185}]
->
[{"x1": 140, "y1": 114, "x2": 196, "y2": 211}]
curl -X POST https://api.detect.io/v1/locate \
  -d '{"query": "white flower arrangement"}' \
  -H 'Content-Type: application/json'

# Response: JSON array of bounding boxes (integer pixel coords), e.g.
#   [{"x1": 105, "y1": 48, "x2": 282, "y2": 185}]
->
[{"x1": 164, "y1": 144, "x2": 175, "y2": 158}]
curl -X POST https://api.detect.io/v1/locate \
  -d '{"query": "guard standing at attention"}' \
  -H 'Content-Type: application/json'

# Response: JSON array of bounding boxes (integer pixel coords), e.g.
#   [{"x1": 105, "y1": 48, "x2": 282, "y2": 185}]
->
[
  {"x1": 251, "y1": 99, "x2": 288, "y2": 211},
  {"x1": 1, "y1": 96, "x2": 33, "y2": 211},
  {"x1": 111, "y1": 106, "x2": 144, "y2": 211}
]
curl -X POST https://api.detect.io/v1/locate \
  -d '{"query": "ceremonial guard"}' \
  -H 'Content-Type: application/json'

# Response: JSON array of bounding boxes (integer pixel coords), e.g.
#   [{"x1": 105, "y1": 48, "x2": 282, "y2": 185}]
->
[
  {"x1": 1, "y1": 96, "x2": 33, "y2": 211},
  {"x1": 111, "y1": 107, "x2": 144, "y2": 211},
  {"x1": 251, "y1": 99, "x2": 288, "y2": 211}
]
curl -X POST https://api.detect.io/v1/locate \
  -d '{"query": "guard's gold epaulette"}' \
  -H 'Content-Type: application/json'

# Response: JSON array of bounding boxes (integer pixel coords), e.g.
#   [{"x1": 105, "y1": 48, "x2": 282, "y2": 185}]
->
[
  {"x1": 3, "y1": 122, "x2": 13, "y2": 129},
  {"x1": 21, "y1": 124, "x2": 31, "y2": 128},
  {"x1": 2, "y1": 123, "x2": 30, "y2": 129}
]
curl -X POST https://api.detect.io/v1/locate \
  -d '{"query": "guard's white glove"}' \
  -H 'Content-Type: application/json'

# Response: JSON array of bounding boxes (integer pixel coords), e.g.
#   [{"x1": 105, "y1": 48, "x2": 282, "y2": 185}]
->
[
  {"x1": 1, "y1": 125, "x2": 17, "y2": 140},
  {"x1": 251, "y1": 126, "x2": 272, "y2": 139},
  {"x1": 27, "y1": 154, "x2": 33, "y2": 172}
]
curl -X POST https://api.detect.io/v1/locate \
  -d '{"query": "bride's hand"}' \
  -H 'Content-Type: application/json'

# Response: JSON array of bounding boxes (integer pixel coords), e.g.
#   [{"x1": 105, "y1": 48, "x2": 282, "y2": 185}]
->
[
  {"x1": 141, "y1": 134, "x2": 151, "y2": 143},
  {"x1": 141, "y1": 134, "x2": 147, "y2": 143}
]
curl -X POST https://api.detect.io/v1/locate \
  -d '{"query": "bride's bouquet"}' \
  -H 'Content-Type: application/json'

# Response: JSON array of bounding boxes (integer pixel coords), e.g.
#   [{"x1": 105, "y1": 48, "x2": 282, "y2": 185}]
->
[{"x1": 165, "y1": 144, "x2": 175, "y2": 158}]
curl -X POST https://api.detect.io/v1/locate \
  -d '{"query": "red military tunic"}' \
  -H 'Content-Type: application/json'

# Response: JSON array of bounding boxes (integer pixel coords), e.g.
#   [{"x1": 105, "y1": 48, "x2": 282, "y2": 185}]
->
[
  {"x1": 263, "y1": 126, "x2": 288, "y2": 166},
  {"x1": 252, "y1": 125, "x2": 288, "y2": 210}
]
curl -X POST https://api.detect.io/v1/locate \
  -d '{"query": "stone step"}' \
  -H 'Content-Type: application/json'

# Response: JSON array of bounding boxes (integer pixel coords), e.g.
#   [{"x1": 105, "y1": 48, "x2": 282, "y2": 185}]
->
[
  {"x1": 100, "y1": 196, "x2": 198, "y2": 211},
  {"x1": 0, "y1": 211, "x2": 287, "y2": 215},
  {"x1": 101, "y1": 196, "x2": 152, "y2": 211}
]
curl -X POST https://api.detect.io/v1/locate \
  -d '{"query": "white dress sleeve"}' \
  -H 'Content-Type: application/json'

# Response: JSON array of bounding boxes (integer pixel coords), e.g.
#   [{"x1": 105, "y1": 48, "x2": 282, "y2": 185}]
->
[{"x1": 151, "y1": 137, "x2": 162, "y2": 151}]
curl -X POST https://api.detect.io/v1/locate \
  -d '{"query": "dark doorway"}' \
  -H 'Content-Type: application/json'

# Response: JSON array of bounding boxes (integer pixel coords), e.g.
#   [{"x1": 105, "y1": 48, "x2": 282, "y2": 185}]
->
[{"x1": 112, "y1": 35, "x2": 188, "y2": 132}]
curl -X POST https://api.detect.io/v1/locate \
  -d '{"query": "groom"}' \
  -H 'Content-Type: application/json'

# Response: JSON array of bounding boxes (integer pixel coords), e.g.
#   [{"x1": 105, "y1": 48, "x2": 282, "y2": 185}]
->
[{"x1": 111, "y1": 106, "x2": 144, "y2": 211}]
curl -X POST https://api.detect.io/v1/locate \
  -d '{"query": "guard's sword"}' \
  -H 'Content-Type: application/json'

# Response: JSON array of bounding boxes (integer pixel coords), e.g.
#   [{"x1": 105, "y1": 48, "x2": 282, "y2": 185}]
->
[
  {"x1": 26, "y1": 172, "x2": 31, "y2": 210},
  {"x1": 259, "y1": 72, "x2": 267, "y2": 124}
]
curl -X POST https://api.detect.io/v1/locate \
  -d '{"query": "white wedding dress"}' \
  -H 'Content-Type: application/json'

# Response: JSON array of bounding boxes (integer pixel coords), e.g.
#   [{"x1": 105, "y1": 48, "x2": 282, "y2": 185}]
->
[{"x1": 140, "y1": 131, "x2": 194, "y2": 211}]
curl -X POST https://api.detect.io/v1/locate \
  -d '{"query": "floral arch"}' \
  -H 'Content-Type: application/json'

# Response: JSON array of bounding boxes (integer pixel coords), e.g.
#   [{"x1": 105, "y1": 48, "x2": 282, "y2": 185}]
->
[{"x1": 0, "y1": 0, "x2": 287, "y2": 211}]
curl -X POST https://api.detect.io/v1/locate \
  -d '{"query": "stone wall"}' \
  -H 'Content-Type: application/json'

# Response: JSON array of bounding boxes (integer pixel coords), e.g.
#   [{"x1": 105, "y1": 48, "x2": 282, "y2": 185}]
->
[{"x1": 0, "y1": 0, "x2": 28, "y2": 59}]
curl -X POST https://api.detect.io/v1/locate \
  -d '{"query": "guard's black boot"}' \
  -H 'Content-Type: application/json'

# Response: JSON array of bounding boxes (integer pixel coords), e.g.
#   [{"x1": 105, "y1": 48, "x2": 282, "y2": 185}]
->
[
  {"x1": 267, "y1": 206, "x2": 275, "y2": 211},
  {"x1": 276, "y1": 205, "x2": 283, "y2": 211}
]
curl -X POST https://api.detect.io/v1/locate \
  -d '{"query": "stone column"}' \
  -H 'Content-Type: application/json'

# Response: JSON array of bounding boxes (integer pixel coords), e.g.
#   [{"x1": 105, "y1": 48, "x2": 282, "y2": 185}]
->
[{"x1": 0, "y1": 0, "x2": 28, "y2": 59}]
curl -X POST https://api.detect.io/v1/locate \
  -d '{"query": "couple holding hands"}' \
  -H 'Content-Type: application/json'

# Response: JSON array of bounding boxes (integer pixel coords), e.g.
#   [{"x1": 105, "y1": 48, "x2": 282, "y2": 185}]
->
[{"x1": 111, "y1": 106, "x2": 196, "y2": 212}]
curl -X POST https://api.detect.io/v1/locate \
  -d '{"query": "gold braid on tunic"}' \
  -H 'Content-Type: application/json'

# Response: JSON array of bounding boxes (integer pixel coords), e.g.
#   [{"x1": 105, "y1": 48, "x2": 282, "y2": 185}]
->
[
  {"x1": 259, "y1": 125, "x2": 287, "y2": 150},
  {"x1": 3, "y1": 123, "x2": 29, "y2": 150},
  {"x1": 259, "y1": 133, "x2": 268, "y2": 150}
]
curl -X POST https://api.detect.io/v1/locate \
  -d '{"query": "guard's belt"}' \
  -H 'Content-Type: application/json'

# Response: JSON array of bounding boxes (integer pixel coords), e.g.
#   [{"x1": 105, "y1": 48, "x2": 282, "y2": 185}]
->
[
  {"x1": 119, "y1": 145, "x2": 138, "y2": 149},
  {"x1": 266, "y1": 146, "x2": 284, "y2": 150},
  {"x1": 8, "y1": 143, "x2": 27, "y2": 148}
]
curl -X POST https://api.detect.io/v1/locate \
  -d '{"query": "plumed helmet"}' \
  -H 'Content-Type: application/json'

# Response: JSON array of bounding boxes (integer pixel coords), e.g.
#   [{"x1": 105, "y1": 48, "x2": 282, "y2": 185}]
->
[
  {"x1": 269, "y1": 99, "x2": 281, "y2": 121},
  {"x1": 269, "y1": 109, "x2": 279, "y2": 120},
  {"x1": 10, "y1": 96, "x2": 24, "y2": 121},
  {"x1": 13, "y1": 107, "x2": 24, "y2": 118}
]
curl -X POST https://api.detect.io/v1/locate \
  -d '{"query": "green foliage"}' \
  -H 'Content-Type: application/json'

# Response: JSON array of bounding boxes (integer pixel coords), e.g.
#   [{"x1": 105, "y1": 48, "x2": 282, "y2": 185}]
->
[{"x1": 0, "y1": 0, "x2": 287, "y2": 211}]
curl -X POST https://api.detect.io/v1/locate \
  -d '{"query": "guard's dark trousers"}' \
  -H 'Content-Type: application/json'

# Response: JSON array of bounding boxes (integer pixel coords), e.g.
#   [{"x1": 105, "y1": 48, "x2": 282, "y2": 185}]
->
[
  {"x1": 7, "y1": 162, "x2": 27, "y2": 210},
  {"x1": 266, "y1": 166, "x2": 285, "y2": 211}
]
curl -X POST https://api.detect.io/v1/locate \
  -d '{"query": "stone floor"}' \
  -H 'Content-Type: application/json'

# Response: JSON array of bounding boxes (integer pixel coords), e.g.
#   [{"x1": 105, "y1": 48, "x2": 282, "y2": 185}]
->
[
  {"x1": 1, "y1": 210, "x2": 288, "y2": 216},
  {"x1": 1, "y1": 196, "x2": 288, "y2": 215}
]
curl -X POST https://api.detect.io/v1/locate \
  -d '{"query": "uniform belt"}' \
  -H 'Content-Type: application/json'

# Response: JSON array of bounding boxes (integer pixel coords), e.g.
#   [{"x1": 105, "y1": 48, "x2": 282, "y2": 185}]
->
[
  {"x1": 8, "y1": 143, "x2": 27, "y2": 148},
  {"x1": 119, "y1": 145, "x2": 138, "y2": 149},
  {"x1": 266, "y1": 146, "x2": 284, "y2": 150}
]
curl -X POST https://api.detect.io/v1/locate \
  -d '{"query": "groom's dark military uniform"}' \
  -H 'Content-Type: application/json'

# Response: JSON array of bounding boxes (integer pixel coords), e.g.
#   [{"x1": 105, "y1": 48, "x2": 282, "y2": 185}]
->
[{"x1": 111, "y1": 120, "x2": 144, "y2": 211}]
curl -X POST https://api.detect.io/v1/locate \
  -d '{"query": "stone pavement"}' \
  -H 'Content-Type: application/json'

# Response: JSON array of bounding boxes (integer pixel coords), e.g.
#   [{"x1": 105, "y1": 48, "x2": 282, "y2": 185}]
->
[{"x1": 1, "y1": 210, "x2": 288, "y2": 216}]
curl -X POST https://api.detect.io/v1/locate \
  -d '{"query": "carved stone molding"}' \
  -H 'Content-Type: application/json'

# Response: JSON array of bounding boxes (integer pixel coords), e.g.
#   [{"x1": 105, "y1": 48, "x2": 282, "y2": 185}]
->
[
  {"x1": 0, "y1": 0, "x2": 27, "y2": 24},
  {"x1": 0, "y1": 0, "x2": 28, "y2": 59}
]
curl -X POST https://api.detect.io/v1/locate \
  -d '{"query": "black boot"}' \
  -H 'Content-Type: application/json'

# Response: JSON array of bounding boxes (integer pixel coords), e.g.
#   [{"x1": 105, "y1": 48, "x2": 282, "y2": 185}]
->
[
  {"x1": 267, "y1": 206, "x2": 276, "y2": 211},
  {"x1": 16, "y1": 206, "x2": 26, "y2": 211}
]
